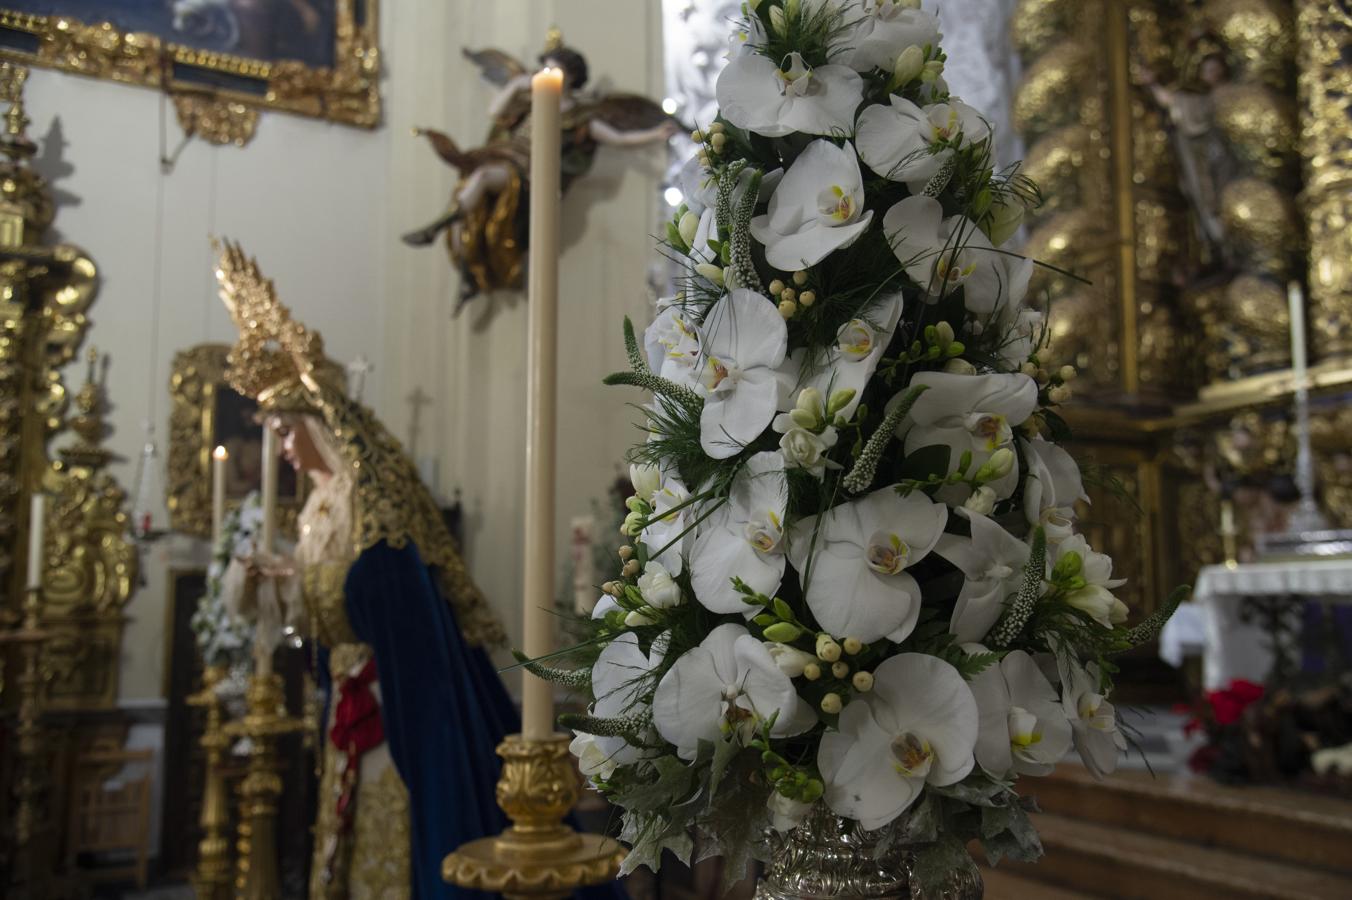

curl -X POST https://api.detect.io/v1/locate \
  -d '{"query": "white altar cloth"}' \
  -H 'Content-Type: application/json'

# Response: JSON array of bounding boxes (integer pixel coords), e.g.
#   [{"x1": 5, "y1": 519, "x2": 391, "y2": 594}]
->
[{"x1": 1159, "y1": 559, "x2": 1352, "y2": 691}]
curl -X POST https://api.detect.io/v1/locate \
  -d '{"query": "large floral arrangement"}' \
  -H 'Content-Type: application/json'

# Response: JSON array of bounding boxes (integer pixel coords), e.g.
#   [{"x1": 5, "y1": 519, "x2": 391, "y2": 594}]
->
[
  {"x1": 191, "y1": 492, "x2": 264, "y2": 669},
  {"x1": 545, "y1": 0, "x2": 1183, "y2": 885}
]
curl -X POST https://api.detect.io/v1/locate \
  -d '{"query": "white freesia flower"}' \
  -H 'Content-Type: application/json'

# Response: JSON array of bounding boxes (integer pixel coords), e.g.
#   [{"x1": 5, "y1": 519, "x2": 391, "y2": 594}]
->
[
  {"x1": 897, "y1": 371, "x2": 1038, "y2": 502},
  {"x1": 777, "y1": 424, "x2": 839, "y2": 477},
  {"x1": 995, "y1": 304, "x2": 1045, "y2": 368},
  {"x1": 970, "y1": 649, "x2": 1073, "y2": 778},
  {"x1": 779, "y1": 293, "x2": 905, "y2": 423},
  {"x1": 691, "y1": 452, "x2": 788, "y2": 613},
  {"x1": 1022, "y1": 436, "x2": 1087, "y2": 543},
  {"x1": 1054, "y1": 534, "x2": 1128, "y2": 627},
  {"x1": 819, "y1": 654, "x2": 978, "y2": 830},
  {"x1": 653, "y1": 623, "x2": 816, "y2": 759},
  {"x1": 716, "y1": 52, "x2": 864, "y2": 138},
  {"x1": 697, "y1": 290, "x2": 789, "y2": 459},
  {"x1": 1059, "y1": 655, "x2": 1126, "y2": 777},
  {"x1": 767, "y1": 791, "x2": 815, "y2": 833},
  {"x1": 935, "y1": 511, "x2": 1032, "y2": 643},
  {"x1": 629, "y1": 462, "x2": 661, "y2": 504},
  {"x1": 750, "y1": 140, "x2": 874, "y2": 271},
  {"x1": 832, "y1": 1, "x2": 941, "y2": 73},
  {"x1": 788, "y1": 486, "x2": 947, "y2": 642},
  {"x1": 582, "y1": 632, "x2": 669, "y2": 776},
  {"x1": 591, "y1": 594, "x2": 620, "y2": 621},
  {"x1": 570, "y1": 733, "x2": 617, "y2": 782},
  {"x1": 962, "y1": 485, "x2": 997, "y2": 516},
  {"x1": 765, "y1": 642, "x2": 818, "y2": 678},
  {"x1": 637, "y1": 561, "x2": 684, "y2": 609},
  {"x1": 883, "y1": 195, "x2": 1032, "y2": 315},
  {"x1": 856, "y1": 97, "x2": 989, "y2": 190},
  {"x1": 642, "y1": 469, "x2": 693, "y2": 575}
]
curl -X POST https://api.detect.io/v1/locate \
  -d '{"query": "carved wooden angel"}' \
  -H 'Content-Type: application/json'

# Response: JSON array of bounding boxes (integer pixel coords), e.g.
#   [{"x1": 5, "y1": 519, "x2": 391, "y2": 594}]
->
[{"x1": 403, "y1": 33, "x2": 677, "y2": 312}]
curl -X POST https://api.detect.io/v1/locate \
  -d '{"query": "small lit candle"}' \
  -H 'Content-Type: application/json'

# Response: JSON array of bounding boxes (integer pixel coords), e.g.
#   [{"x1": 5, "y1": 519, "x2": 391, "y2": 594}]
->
[
  {"x1": 26, "y1": 493, "x2": 45, "y2": 591},
  {"x1": 1288, "y1": 281, "x2": 1308, "y2": 388},
  {"x1": 521, "y1": 65, "x2": 564, "y2": 743},
  {"x1": 212, "y1": 445, "x2": 229, "y2": 545},
  {"x1": 260, "y1": 425, "x2": 278, "y2": 554}
]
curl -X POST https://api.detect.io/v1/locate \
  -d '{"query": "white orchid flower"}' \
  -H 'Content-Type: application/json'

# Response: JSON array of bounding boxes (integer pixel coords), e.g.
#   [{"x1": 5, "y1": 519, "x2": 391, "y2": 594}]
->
[
  {"x1": 641, "y1": 468, "x2": 694, "y2": 575},
  {"x1": 897, "y1": 370, "x2": 1038, "y2": 502},
  {"x1": 1058, "y1": 655, "x2": 1126, "y2": 778},
  {"x1": 678, "y1": 154, "x2": 719, "y2": 215},
  {"x1": 970, "y1": 649, "x2": 1073, "y2": 778},
  {"x1": 819, "y1": 654, "x2": 978, "y2": 830},
  {"x1": 697, "y1": 289, "x2": 789, "y2": 459},
  {"x1": 716, "y1": 51, "x2": 864, "y2": 137},
  {"x1": 653, "y1": 623, "x2": 816, "y2": 759},
  {"x1": 995, "y1": 304, "x2": 1045, "y2": 369},
  {"x1": 645, "y1": 306, "x2": 703, "y2": 391},
  {"x1": 832, "y1": 1, "x2": 941, "y2": 73},
  {"x1": 1053, "y1": 534, "x2": 1128, "y2": 627},
  {"x1": 856, "y1": 97, "x2": 989, "y2": 190},
  {"x1": 750, "y1": 140, "x2": 874, "y2": 271},
  {"x1": 882, "y1": 195, "x2": 1033, "y2": 315},
  {"x1": 690, "y1": 452, "x2": 788, "y2": 613},
  {"x1": 935, "y1": 510, "x2": 1032, "y2": 644},
  {"x1": 582, "y1": 632, "x2": 669, "y2": 776},
  {"x1": 788, "y1": 486, "x2": 947, "y2": 643},
  {"x1": 779, "y1": 293, "x2": 905, "y2": 424},
  {"x1": 1022, "y1": 436, "x2": 1087, "y2": 543}
]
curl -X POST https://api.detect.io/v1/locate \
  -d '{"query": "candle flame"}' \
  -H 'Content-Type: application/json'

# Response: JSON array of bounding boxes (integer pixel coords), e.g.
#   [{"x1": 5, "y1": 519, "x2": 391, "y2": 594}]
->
[
  {"x1": 213, "y1": 445, "x2": 229, "y2": 460},
  {"x1": 532, "y1": 66, "x2": 565, "y2": 89}
]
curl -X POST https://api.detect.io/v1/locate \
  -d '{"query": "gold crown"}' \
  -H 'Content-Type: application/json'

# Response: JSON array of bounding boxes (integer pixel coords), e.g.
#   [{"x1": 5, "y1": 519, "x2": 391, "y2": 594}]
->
[{"x1": 213, "y1": 239, "x2": 340, "y2": 412}]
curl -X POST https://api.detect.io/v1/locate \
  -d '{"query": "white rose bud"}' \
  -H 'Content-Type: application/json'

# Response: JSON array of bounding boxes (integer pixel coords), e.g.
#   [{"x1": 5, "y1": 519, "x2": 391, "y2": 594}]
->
[
  {"x1": 962, "y1": 485, "x2": 998, "y2": 516},
  {"x1": 943, "y1": 358, "x2": 977, "y2": 376},
  {"x1": 764, "y1": 642, "x2": 817, "y2": 678},
  {"x1": 677, "y1": 210, "x2": 700, "y2": 247},
  {"x1": 780, "y1": 428, "x2": 830, "y2": 472},
  {"x1": 637, "y1": 561, "x2": 683, "y2": 609},
  {"x1": 796, "y1": 387, "x2": 824, "y2": 417},
  {"x1": 893, "y1": 45, "x2": 925, "y2": 85},
  {"x1": 976, "y1": 447, "x2": 1016, "y2": 483}
]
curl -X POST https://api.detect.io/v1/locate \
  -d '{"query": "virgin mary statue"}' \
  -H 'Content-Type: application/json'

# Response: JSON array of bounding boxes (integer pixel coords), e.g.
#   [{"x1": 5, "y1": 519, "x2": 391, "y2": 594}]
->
[{"x1": 213, "y1": 241, "x2": 621, "y2": 899}]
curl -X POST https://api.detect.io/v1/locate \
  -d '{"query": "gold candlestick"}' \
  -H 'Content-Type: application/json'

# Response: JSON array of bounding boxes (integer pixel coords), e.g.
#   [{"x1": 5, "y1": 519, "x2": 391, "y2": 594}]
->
[
  {"x1": 188, "y1": 665, "x2": 233, "y2": 900},
  {"x1": 442, "y1": 733, "x2": 625, "y2": 900},
  {"x1": 3, "y1": 588, "x2": 53, "y2": 896},
  {"x1": 224, "y1": 672, "x2": 304, "y2": 900}
]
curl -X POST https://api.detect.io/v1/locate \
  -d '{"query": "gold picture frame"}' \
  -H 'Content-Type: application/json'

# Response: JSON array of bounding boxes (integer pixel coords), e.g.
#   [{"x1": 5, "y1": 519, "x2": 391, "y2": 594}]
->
[
  {"x1": 167, "y1": 343, "x2": 303, "y2": 539},
  {"x1": 0, "y1": 0, "x2": 378, "y2": 144}
]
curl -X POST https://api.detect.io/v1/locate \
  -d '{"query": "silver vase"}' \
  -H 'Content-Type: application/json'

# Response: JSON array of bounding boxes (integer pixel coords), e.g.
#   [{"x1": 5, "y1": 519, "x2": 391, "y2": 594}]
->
[{"x1": 753, "y1": 804, "x2": 983, "y2": 900}]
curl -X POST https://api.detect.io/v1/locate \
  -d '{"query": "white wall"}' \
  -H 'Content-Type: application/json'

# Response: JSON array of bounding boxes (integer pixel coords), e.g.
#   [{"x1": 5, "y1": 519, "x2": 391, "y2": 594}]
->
[{"x1": 26, "y1": 0, "x2": 667, "y2": 703}]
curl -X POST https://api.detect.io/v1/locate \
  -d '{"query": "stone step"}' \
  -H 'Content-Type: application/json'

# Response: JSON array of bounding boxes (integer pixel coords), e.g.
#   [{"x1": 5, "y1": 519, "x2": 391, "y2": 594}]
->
[
  {"x1": 981, "y1": 865, "x2": 1094, "y2": 899},
  {"x1": 1007, "y1": 812, "x2": 1352, "y2": 900},
  {"x1": 1028, "y1": 763, "x2": 1352, "y2": 875}
]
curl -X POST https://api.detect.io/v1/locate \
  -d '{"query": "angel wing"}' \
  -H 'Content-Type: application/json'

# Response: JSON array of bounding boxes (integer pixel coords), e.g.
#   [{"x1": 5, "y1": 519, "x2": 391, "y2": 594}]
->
[
  {"x1": 572, "y1": 93, "x2": 677, "y2": 132},
  {"x1": 461, "y1": 47, "x2": 527, "y2": 87}
]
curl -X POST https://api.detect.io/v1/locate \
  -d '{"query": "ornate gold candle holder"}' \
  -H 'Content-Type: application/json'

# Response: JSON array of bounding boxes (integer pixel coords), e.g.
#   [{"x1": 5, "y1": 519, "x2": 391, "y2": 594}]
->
[
  {"x1": 2, "y1": 588, "x2": 53, "y2": 896},
  {"x1": 188, "y1": 665, "x2": 233, "y2": 900},
  {"x1": 224, "y1": 671, "x2": 304, "y2": 900},
  {"x1": 442, "y1": 733, "x2": 626, "y2": 900}
]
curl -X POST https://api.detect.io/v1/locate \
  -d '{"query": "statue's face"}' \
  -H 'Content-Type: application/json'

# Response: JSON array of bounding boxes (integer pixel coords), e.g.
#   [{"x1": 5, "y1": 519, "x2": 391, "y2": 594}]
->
[{"x1": 268, "y1": 414, "x2": 329, "y2": 474}]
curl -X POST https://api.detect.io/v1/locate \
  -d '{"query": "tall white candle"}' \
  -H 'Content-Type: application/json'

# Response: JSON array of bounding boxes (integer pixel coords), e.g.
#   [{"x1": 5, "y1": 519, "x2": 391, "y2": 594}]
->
[
  {"x1": 1288, "y1": 281, "x2": 1308, "y2": 386},
  {"x1": 260, "y1": 426, "x2": 278, "y2": 554},
  {"x1": 212, "y1": 445, "x2": 229, "y2": 545},
  {"x1": 522, "y1": 67, "x2": 564, "y2": 742},
  {"x1": 26, "y1": 493, "x2": 45, "y2": 591}
]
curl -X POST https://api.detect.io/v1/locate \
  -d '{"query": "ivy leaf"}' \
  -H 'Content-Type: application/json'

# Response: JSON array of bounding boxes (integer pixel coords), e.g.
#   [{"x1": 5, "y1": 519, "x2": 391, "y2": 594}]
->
[{"x1": 911, "y1": 835, "x2": 978, "y2": 890}]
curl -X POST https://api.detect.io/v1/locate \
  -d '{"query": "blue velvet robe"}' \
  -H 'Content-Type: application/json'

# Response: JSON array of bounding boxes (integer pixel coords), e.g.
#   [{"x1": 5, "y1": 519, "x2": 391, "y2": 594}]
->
[{"x1": 344, "y1": 540, "x2": 628, "y2": 900}]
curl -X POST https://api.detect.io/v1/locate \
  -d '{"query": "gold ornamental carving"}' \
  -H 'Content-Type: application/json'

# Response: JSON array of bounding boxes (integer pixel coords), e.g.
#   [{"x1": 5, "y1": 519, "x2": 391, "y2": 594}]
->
[
  {"x1": 0, "y1": 1, "x2": 380, "y2": 143},
  {"x1": 171, "y1": 93, "x2": 259, "y2": 148},
  {"x1": 442, "y1": 734, "x2": 625, "y2": 900}
]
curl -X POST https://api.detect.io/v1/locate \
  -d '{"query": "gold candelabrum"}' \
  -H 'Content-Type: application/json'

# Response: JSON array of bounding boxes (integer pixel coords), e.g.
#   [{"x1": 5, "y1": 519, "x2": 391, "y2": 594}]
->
[
  {"x1": 188, "y1": 665, "x2": 233, "y2": 900},
  {"x1": 2, "y1": 588, "x2": 53, "y2": 897},
  {"x1": 223, "y1": 671, "x2": 304, "y2": 900},
  {"x1": 442, "y1": 733, "x2": 625, "y2": 900}
]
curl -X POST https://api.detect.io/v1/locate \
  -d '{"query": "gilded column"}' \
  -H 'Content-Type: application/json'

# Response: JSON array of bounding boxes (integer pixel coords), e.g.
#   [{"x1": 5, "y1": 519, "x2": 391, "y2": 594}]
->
[{"x1": 1297, "y1": 0, "x2": 1352, "y2": 361}]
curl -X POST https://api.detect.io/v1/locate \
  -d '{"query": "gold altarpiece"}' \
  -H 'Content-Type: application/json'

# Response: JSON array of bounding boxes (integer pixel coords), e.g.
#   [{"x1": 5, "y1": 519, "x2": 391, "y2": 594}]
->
[
  {"x1": 0, "y1": 60, "x2": 137, "y2": 895},
  {"x1": 1013, "y1": 0, "x2": 1352, "y2": 682}
]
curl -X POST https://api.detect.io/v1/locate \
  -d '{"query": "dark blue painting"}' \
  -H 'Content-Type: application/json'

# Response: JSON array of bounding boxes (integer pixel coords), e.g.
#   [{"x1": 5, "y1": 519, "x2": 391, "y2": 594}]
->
[{"x1": 5, "y1": 0, "x2": 338, "y2": 68}]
